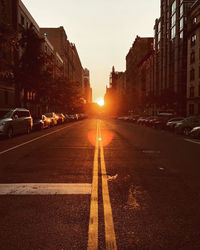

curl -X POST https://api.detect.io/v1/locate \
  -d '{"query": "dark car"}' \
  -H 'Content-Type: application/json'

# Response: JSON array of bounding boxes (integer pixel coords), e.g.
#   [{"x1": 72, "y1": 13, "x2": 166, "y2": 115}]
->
[
  {"x1": 32, "y1": 115, "x2": 51, "y2": 130},
  {"x1": 137, "y1": 116, "x2": 147, "y2": 125},
  {"x1": 166, "y1": 117, "x2": 185, "y2": 131},
  {"x1": 189, "y1": 126, "x2": 200, "y2": 139},
  {"x1": 145, "y1": 116, "x2": 158, "y2": 127},
  {"x1": 0, "y1": 108, "x2": 33, "y2": 138},
  {"x1": 153, "y1": 114, "x2": 174, "y2": 129},
  {"x1": 64, "y1": 114, "x2": 70, "y2": 122},
  {"x1": 175, "y1": 116, "x2": 200, "y2": 135}
]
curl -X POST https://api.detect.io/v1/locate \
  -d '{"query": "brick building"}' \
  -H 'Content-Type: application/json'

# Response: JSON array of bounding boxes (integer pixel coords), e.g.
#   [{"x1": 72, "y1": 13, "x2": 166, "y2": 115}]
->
[
  {"x1": 138, "y1": 51, "x2": 154, "y2": 115},
  {"x1": 126, "y1": 36, "x2": 153, "y2": 114},
  {"x1": 40, "y1": 27, "x2": 83, "y2": 89}
]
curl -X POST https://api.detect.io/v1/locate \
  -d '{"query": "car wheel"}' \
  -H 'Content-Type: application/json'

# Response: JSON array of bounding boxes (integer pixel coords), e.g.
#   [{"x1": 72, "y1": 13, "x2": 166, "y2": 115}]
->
[
  {"x1": 183, "y1": 127, "x2": 190, "y2": 136},
  {"x1": 7, "y1": 127, "x2": 13, "y2": 138}
]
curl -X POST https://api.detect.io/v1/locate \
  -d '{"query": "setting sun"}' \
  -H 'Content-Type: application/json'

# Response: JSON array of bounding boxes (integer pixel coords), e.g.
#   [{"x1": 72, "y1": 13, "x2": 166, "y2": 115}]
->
[{"x1": 96, "y1": 98, "x2": 104, "y2": 107}]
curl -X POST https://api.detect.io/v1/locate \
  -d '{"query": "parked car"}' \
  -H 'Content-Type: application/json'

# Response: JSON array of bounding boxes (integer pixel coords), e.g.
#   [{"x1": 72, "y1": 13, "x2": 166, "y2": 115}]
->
[
  {"x1": 145, "y1": 116, "x2": 158, "y2": 127},
  {"x1": 166, "y1": 117, "x2": 185, "y2": 131},
  {"x1": 130, "y1": 115, "x2": 140, "y2": 123},
  {"x1": 189, "y1": 126, "x2": 200, "y2": 139},
  {"x1": 56, "y1": 113, "x2": 65, "y2": 124},
  {"x1": 64, "y1": 114, "x2": 70, "y2": 122},
  {"x1": 175, "y1": 116, "x2": 200, "y2": 135},
  {"x1": 0, "y1": 108, "x2": 33, "y2": 138},
  {"x1": 32, "y1": 115, "x2": 51, "y2": 130},
  {"x1": 68, "y1": 114, "x2": 76, "y2": 121},
  {"x1": 153, "y1": 114, "x2": 174, "y2": 129},
  {"x1": 137, "y1": 116, "x2": 147, "y2": 125},
  {"x1": 44, "y1": 112, "x2": 58, "y2": 126}
]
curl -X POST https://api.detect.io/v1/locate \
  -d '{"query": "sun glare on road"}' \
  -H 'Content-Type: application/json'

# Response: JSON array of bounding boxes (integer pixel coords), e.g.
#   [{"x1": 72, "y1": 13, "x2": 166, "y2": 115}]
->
[{"x1": 96, "y1": 98, "x2": 104, "y2": 107}]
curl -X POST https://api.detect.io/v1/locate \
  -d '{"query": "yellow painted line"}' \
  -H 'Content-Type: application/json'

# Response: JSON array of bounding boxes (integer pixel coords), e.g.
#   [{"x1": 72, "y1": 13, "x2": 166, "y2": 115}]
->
[
  {"x1": 87, "y1": 121, "x2": 99, "y2": 250},
  {"x1": 99, "y1": 123, "x2": 117, "y2": 250}
]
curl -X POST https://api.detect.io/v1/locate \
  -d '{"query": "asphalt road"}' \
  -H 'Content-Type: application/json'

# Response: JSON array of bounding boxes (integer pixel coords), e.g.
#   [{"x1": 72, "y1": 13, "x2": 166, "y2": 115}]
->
[{"x1": 0, "y1": 118, "x2": 200, "y2": 249}]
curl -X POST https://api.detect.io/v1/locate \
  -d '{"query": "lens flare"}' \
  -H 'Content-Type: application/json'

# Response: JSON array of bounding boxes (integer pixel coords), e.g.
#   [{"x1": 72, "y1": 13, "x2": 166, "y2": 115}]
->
[{"x1": 88, "y1": 130, "x2": 113, "y2": 147}]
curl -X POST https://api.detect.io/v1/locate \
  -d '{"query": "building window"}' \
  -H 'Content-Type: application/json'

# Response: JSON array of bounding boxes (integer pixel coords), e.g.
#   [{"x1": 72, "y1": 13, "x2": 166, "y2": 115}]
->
[
  {"x1": 180, "y1": 17, "x2": 184, "y2": 31},
  {"x1": 190, "y1": 86, "x2": 195, "y2": 97},
  {"x1": 172, "y1": 13, "x2": 176, "y2": 27},
  {"x1": 171, "y1": 0, "x2": 176, "y2": 15},
  {"x1": 171, "y1": 26, "x2": 176, "y2": 39},
  {"x1": 189, "y1": 104, "x2": 194, "y2": 115},
  {"x1": 190, "y1": 51, "x2": 195, "y2": 64},
  {"x1": 180, "y1": 4, "x2": 183, "y2": 17},
  {"x1": 191, "y1": 34, "x2": 197, "y2": 46},
  {"x1": 190, "y1": 69, "x2": 195, "y2": 81}
]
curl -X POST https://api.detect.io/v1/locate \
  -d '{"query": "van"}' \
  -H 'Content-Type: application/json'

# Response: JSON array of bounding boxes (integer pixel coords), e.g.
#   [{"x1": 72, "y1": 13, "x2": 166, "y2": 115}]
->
[{"x1": 0, "y1": 108, "x2": 33, "y2": 138}]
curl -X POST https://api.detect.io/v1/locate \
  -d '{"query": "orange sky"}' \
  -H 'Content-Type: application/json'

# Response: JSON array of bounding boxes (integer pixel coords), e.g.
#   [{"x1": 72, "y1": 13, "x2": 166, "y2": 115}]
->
[{"x1": 22, "y1": 0, "x2": 160, "y2": 102}]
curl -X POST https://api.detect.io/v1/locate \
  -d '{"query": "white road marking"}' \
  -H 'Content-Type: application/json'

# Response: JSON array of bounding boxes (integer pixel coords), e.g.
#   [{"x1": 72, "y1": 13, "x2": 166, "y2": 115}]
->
[
  {"x1": 0, "y1": 124, "x2": 76, "y2": 156},
  {"x1": 184, "y1": 139, "x2": 200, "y2": 145},
  {"x1": 0, "y1": 183, "x2": 91, "y2": 195}
]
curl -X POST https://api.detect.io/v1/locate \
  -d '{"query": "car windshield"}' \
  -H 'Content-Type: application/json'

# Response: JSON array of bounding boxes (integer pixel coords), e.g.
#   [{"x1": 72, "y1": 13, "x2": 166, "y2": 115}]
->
[{"x1": 0, "y1": 110, "x2": 13, "y2": 119}]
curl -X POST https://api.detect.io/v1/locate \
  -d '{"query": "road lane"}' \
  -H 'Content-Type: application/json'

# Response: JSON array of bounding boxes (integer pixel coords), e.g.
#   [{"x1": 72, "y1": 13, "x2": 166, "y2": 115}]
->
[
  {"x1": 0, "y1": 119, "x2": 96, "y2": 250},
  {"x1": 0, "y1": 118, "x2": 200, "y2": 249},
  {"x1": 100, "y1": 118, "x2": 200, "y2": 249}
]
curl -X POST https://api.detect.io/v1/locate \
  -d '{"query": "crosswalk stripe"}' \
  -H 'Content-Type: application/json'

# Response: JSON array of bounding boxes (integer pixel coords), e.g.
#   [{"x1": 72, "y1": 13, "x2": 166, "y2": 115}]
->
[{"x1": 0, "y1": 183, "x2": 91, "y2": 195}]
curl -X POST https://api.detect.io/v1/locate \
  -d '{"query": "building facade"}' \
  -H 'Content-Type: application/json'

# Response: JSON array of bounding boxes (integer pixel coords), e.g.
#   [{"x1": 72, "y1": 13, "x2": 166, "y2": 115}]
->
[
  {"x1": 0, "y1": 0, "x2": 17, "y2": 108},
  {"x1": 138, "y1": 51, "x2": 154, "y2": 115},
  {"x1": 154, "y1": 0, "x2": 196, "y2": 116},
  {"x1": 1, "y1": 1, "x2": 88, "y2": 115},
  {"x1": 105, "y1": 67, "x2": 127, "y2": 115},
  {"x1": 126, "y1": 36, "x2": 154, "y2": 114},
  {"x1": 187, "y1": 0, "x2": 200, "y2": 116},
  {"x1": 83, "y1": 68, "x2": 92, "y2": 103}
]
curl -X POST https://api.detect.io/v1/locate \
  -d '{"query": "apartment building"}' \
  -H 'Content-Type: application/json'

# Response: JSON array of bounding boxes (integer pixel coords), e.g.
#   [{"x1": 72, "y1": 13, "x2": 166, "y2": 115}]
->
[
  {"x1": 187, "y1": 0, "x2": 200, "y2": 116},
  {"x1": 0, "y1": 0, "x2": 17, "y2": 108},
  {"x1": 40, "y1": 27, "x2": 75, "y2": 82},
  {"x1": 154, "y1": 0, "x2": 196, "y2": 116},
  {"x1": 126, "y1": 36, "x2": 153, "y2": 114},
  {"x1": 138, "y1": 51, "x2": 154, "y2": 115}
]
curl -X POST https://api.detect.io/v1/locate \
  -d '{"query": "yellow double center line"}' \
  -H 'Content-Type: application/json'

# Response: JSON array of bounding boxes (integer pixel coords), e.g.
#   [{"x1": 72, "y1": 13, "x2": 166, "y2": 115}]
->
[{"x1": 87, "y1": 121, "x2": 117, "y2": 250}]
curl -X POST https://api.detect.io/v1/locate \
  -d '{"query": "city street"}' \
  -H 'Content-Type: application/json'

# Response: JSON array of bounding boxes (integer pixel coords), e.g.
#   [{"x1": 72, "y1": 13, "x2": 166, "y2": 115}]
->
[{"x1": 0, "y1": 118, "x2": 200, "y2": 249}]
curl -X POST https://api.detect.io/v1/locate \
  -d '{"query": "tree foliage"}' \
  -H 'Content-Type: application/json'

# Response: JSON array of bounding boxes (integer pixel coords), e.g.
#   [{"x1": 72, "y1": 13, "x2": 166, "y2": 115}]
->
[{"x1": 15, "y1": 25, "x2": 83, "y2": 112}]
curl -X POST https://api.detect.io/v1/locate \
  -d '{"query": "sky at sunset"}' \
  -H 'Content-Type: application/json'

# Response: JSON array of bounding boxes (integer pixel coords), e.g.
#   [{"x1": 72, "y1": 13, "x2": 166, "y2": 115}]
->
[{"x1": 22, "y1": 0, "x2": 160, "y2": 102}]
